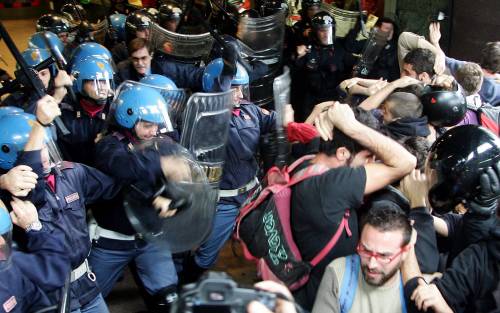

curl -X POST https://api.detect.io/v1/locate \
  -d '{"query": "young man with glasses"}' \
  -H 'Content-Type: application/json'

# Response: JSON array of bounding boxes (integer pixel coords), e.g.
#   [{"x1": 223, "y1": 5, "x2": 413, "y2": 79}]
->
[{"x1": 312, "y1": 206, "x2": 413, "y2": 313}]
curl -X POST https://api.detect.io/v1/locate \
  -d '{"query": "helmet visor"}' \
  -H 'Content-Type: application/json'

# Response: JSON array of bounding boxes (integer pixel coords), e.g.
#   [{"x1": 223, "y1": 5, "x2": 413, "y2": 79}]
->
[
  {"x1": 315, "y1": 25, "x2": 334, "y2": 46},
  {"x1": 231, "y1": 84, "x2": 250, "y2": 106},
  {"x1": 111, "y1": 81, "x2": 175, "y2": 137}
]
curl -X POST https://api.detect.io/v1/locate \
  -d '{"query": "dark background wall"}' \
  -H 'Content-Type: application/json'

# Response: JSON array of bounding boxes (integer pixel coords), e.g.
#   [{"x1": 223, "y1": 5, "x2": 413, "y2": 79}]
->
[{"x1": 448, "y1": 0, "x2": 500, "y2": 63}]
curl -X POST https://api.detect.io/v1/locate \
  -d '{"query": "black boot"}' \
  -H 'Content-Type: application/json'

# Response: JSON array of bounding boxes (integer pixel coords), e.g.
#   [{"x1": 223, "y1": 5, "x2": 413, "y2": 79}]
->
[
  {"x1": 179, "y1": 255, "x2": 207, "y2": 286},
  {"x1": 145, "y1": 284, "x2": 178, "y2": 313}
]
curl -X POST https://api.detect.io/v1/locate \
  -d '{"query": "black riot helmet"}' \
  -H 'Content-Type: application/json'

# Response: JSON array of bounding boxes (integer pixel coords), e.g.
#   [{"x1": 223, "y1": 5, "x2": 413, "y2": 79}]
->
[
  {"x1": 158, "y1": 2, "x2": 183, "y2": 31},
  {"x1": 421, "y1": 84, "x2": 467, "y2": 127},
  {"x1": 301, "y1": 0, "x2": 322, "y2": 19},
  {"x1": 36, "y1": 13, "x2": 74, "y2": 35},
  {"x1": 260, "y1": 0, "x2": 288, "y2": 17},
  {"x1": 311, "y1": 11, "x2": 336, "y2": 46},
  {"x1": 61, "y1": 3, "x2": 88, "y2": 23},
  {"x1": 427, "y1": 125, "x2": 500, "y2": 214},
  {"x1": 125, "y1": 10, "x2": 154, "y2": 42}
]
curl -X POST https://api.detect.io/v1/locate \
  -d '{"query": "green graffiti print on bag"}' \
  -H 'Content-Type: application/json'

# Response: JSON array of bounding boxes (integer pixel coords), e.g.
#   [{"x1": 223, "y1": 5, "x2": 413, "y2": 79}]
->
[{"x1": 263, "y1": 210, "x2": 288, "y2": 266}]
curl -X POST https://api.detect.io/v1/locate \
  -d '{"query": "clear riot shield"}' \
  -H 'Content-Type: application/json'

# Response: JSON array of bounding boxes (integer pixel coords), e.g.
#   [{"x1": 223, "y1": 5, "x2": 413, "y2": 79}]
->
[
  {"x1": 90, "y1": 19, "x2": 109, "y2": 45},
  {"x1": 148, "y1": 22, "x2": 215, "y2": 62},
  {"x1": 353, "y1": 28, "x2": 390, "y2": 77},
  {"x1": 235, "y1": 10, "x2": 286, "y2": 108},
  {"x1": 125, "y1": 141, "x2": 218, "y2": 252},
  {"x1": 320, "y1": 3, "x2": 367, "y2": 38},
  {"x1": 180, "y1": 90, "x2": 233, "y2": 187}
]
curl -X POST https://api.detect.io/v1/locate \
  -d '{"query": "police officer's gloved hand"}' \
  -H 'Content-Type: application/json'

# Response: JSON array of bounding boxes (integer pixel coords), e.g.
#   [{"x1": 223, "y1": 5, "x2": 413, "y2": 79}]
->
[
  {"x1": 164, "y1": 181, "x2": 193, "y2": 212},
  {"x1": 466, "y1": 162, "x2": 500, "y2": 216},
  {"x1": 221, "y1": 41, "x2": 239, "y2": 77}
]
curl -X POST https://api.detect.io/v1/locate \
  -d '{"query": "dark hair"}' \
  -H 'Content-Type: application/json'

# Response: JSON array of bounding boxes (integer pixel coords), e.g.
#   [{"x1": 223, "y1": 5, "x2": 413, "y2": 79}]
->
[
  {"x1": 401, "y1": 136, "x2": 430, "y2": 170},
  {"x1": 361, "y1": 206, "x2": 412, "y2": 246},
  {"x1": 319, "y1": 107, "x2": 379, "y2": 156},
  {"x1": 403, "y1": 48, "x2": 435, "y2": 76},
  {"x1": 394, "y1": 83, "x2": 425, "y2": 98},
  {"x1": 128, "y1": 37, "x2": 149, "y2": 55},
  {"x1": 375, "y1": 17, "x2": 396, "y2": 28},
  {"x1": 386, "y1": 92, "x2": 423, "y2": 119},
  {"x1": 480, "y1": 42, "x2": 500, "y2": 74},
  {"x1": 455, "y1": 62, "x2": 484, "y2": 96}
]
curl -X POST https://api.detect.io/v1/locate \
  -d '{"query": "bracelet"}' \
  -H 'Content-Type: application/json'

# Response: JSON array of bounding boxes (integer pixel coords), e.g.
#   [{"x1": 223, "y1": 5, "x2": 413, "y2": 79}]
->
[
  {"x1": 25, "y1": 220, "x2": 42, "y2": 233},
  {"x1": 36, "y1": 118, "x2": 48, "y2": 127}
]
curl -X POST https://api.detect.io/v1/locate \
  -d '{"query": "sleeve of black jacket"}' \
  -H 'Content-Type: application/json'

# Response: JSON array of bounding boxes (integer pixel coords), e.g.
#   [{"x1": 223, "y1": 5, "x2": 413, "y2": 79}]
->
[{"x1": 409, "y1": 206, "x2": 440, "y2": 273}]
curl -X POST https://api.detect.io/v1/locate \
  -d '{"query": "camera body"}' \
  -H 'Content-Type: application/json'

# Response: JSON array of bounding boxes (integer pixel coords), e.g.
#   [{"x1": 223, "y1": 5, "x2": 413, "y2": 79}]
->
[{"x1": 172, "y1": 272, "x2": 277, "y2": 313}]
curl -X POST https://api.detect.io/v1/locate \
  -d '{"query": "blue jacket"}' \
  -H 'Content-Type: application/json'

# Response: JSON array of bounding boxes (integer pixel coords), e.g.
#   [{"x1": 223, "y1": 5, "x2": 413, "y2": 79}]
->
[
  {"x1": 0, "y1": 228, "x2": 71, "y2": 313},
  {"x1": 220, "y1": 102, "x2": 276, "y2": 205},
  {"x1": 26, "y1": 157, "x2": 120, "y2": 310},
  {"x1": 151, "y1": 53, "x2": 205, "y2": 91}
]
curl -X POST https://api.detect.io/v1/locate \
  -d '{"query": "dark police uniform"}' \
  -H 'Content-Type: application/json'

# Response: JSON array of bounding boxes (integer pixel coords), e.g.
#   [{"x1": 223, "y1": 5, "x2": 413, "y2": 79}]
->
[{"x1": 0, "y1": 227, "x2": 71, "y2": 313}]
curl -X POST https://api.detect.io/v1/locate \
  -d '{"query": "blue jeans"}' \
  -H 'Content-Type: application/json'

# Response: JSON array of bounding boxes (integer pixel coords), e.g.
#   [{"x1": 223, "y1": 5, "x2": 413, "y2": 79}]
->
[
  {"x1": 70, "y1": 293, "x2": 109, "y2": 313},
  {"x1": 88, "y1": 241, "x2": 177, "y2": 297},
  {"x1": 195, "y1": 203, "x2": 239, "y2": 268}
]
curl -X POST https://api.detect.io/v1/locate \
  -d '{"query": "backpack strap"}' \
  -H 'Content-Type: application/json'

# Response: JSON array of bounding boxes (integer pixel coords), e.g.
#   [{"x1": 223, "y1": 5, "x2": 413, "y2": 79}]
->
[
  {"x1": 310, "y1": 209, "x2": 352, "y2": 267},
  {"x1": 399, "y1": 274, "x2": 407, "y2": 313},
  {"x1": 339, "y1": 254, "x2": 360, "y2": 313}
]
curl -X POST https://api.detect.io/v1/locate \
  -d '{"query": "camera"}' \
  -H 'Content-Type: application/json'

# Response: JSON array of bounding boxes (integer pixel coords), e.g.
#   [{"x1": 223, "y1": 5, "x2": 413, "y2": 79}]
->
[
  {"x1": 430, "y1": 11, "x2": 446, "y2": 22},
  {"x1": 171, "y1": 271, "x2": 277, "y2": 313}
]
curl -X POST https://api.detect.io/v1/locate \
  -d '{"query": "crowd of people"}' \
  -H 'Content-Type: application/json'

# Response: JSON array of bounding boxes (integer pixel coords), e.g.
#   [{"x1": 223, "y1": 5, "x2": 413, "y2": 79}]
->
[{"x1": 0, "y1": 0, "x2": 499, "y2": 312}]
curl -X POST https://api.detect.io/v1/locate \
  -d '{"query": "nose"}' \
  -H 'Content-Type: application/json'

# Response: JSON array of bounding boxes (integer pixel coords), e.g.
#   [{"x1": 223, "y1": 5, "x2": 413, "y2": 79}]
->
[
  {"x1": 368, "y1": 256, "x2": 379, "y2": 269},
  {"x1": 236, "y1": 87, "x2": 243, "y2": 99}
]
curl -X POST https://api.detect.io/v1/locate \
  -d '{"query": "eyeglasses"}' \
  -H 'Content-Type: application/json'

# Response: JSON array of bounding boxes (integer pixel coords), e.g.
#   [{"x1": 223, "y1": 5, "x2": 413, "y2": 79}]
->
[{"x1": 356, "y1": 243, "x2": 406, "y2": 264}]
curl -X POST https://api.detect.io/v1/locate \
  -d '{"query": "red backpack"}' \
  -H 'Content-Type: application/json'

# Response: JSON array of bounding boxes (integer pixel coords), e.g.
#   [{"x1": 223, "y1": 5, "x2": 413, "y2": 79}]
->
[{"x1": 236, "y1": 155, "x2": 352, "y2": 290}]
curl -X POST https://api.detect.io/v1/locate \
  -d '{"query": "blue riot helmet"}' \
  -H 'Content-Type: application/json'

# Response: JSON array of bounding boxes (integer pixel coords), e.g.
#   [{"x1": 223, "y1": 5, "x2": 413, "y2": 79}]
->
[
  {"x1": 140, "y1": 74, "x2": 177, "y2": 91},
  {"x1": 0, "y1": 113, "x2": 62, "y2": 173},
  {"x1": 0, "y1": 206, "x2": 13, "y2": 271},
  {"x1": 28, "y1": 31, "x2": 65, "y2": 56},
  {"x1": 112, "y1": 82, "x2": 173, "y2": 138},
  {"x1": 20, "y1": 48, "x2": 57, "y2": 83},
  {"x1": 0, "y1": 107, "x2": 23, "y2": 119},
  {"x1": 203, "y1": 58, "x2": 249, "y2": 104},
  {"x1": 69, "y1": 42, "x2": 116, "y2": 71},
  {"x1": 0, "y1": 113, "x2": 35, "y2": 170},
  {"x1": 70, "y1": 56, "x2": 115, "y2": 105},
  {"x1": 109, "y1": 13, "x2": 127, "y2": 43}
]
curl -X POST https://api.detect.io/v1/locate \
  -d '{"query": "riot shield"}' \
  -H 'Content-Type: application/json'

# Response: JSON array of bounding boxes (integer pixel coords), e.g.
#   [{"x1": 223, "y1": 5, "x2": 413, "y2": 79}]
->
[
  {"x1": 271, "y1": 65, "x2": 291, "y2": 169},
  {"x1": 125, "y1": 141, "x2": 218, "y2": 252},
  {"x1": 180, "y1": 90, "x2": 233, "y2": 187},
  {"x1": 148, "y1": 22, "x2": 215, "y2": 62},
  {"x1": 90, "y1": 19, "x2": 109, "y2": 45},
  {"x1": 353, "y1": 28, "x2": 390, "y2": 77},
  {"x1": 320, "y1": 3, "x2": 367, "y2": 38}
]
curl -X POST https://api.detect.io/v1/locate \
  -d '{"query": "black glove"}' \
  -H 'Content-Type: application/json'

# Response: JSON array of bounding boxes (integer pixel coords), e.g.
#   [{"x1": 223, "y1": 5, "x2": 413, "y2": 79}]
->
[
  {"x1": 163, "y1": 181, "x2": 193, "y2": 212},
  {"x1": 466, "y1": 161, "x2": 500, "y2": 216},
  {"x1": 221, "y1": 40, "x2": 239, "y2": 77}
]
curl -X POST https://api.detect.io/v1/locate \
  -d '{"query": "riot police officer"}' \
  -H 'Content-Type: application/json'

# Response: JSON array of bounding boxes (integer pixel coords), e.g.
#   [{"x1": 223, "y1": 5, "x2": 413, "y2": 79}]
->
[
  {"x1": 291, "y1": 0, "x2": 322, "y2": 46},
  {"x1": 0, "y1": 198, "x2": 71, "y2": 313},
  {"x1": 112, "y1": 10, "x2": 154, "y2": 64},
  {"x1": 58, "y1": 56, "x2": 115, "y2": 165},
  {"x1": 158, "y1": 1, "x2": 183, "y2": 32},
  {"x1": 88, "y1": 83, "x2": 182, "y2": 312},
  {"x1": 0, "y1": 104, "x2": 121, "y2": 313},
  {"x1": 293, "y1": 12, "x2": 352, "y2": 121},
  {"x1": 36, "y1": 13, "x2": 76, "y2": 47},
  {"x1": 1, "y1": 46, "x2": 72, "y2": 115},
  {"x1": 182, "y1": 60, "x2": 277, "y2": 281}
]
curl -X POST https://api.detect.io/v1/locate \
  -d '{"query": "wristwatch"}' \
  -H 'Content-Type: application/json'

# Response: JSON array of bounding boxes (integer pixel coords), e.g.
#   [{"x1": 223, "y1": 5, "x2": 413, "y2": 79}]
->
[{"x1": 26, "y1": 221, "x2": 43, "y2": 233}]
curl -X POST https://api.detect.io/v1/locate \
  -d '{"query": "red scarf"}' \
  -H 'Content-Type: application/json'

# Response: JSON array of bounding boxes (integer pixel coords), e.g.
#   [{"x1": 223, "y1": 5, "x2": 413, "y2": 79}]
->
[{"x1": 80, "y1": 99, "x2": 104, "y2": 118}]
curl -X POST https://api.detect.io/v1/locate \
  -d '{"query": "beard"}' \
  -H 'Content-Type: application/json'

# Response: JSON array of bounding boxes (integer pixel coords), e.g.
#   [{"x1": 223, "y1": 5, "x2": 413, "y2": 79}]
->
[{"x1": 361, "y1": 261, "x2": 401, "y2": 287}]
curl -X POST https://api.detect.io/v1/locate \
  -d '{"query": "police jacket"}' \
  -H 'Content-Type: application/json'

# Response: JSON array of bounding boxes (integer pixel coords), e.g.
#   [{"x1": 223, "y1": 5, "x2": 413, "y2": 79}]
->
[
  {"x1": 1, "y1": 91, "x2": 38, "y2": 113},
  {"x1": 294, "y1": 43, "x2": 351, "y2": 104},
  {"x1": 0, "y1": 228, "x2": 71, "y2": 313},
  {"x1": 92, "y1": 132, "x2": 172, "y2": 236},
  {"x1": 57, "y1": 101, "x2": 108, "y2": 166},
  {"x1": 32, "y1": 160, "x2": 120, "y2": 309},
  {"x1": 151, "y1": 53, "x2": 204, "y2": 91},
  {"x1": 219, "y1": 102, "x2": 276, "y2": 205}
]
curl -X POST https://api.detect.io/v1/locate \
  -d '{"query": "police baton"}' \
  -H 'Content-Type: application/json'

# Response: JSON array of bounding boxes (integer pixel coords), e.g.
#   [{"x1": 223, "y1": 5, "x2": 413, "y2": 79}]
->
[
  {"x1": 0, "y1": 20, "x2": 70, "y2": 135},
  {"x1": 41, "y1": 31, "x2": 79, "y2": 105}
]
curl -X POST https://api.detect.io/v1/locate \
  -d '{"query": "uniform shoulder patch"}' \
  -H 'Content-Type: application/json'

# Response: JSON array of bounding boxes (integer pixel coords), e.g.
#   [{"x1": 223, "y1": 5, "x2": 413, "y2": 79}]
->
[
  {"x1": 61, "y1": 161, "x2": 75, "y2": 170},
  {"x1": 260, "y1": 108, "x2": 270, "y2": 115},
  {"x1": 3, "y1": 296, "x2": 17, "y2": 312}
]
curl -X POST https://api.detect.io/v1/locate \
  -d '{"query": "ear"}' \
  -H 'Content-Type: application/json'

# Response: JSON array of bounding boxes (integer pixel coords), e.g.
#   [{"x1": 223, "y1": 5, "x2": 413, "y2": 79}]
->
[
  {"x1": 335, "y1": 147, "x2": 351, "y2": 163},
  {"x1": 419, "y1": 72, "x2": 432, "y2": 84}
]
